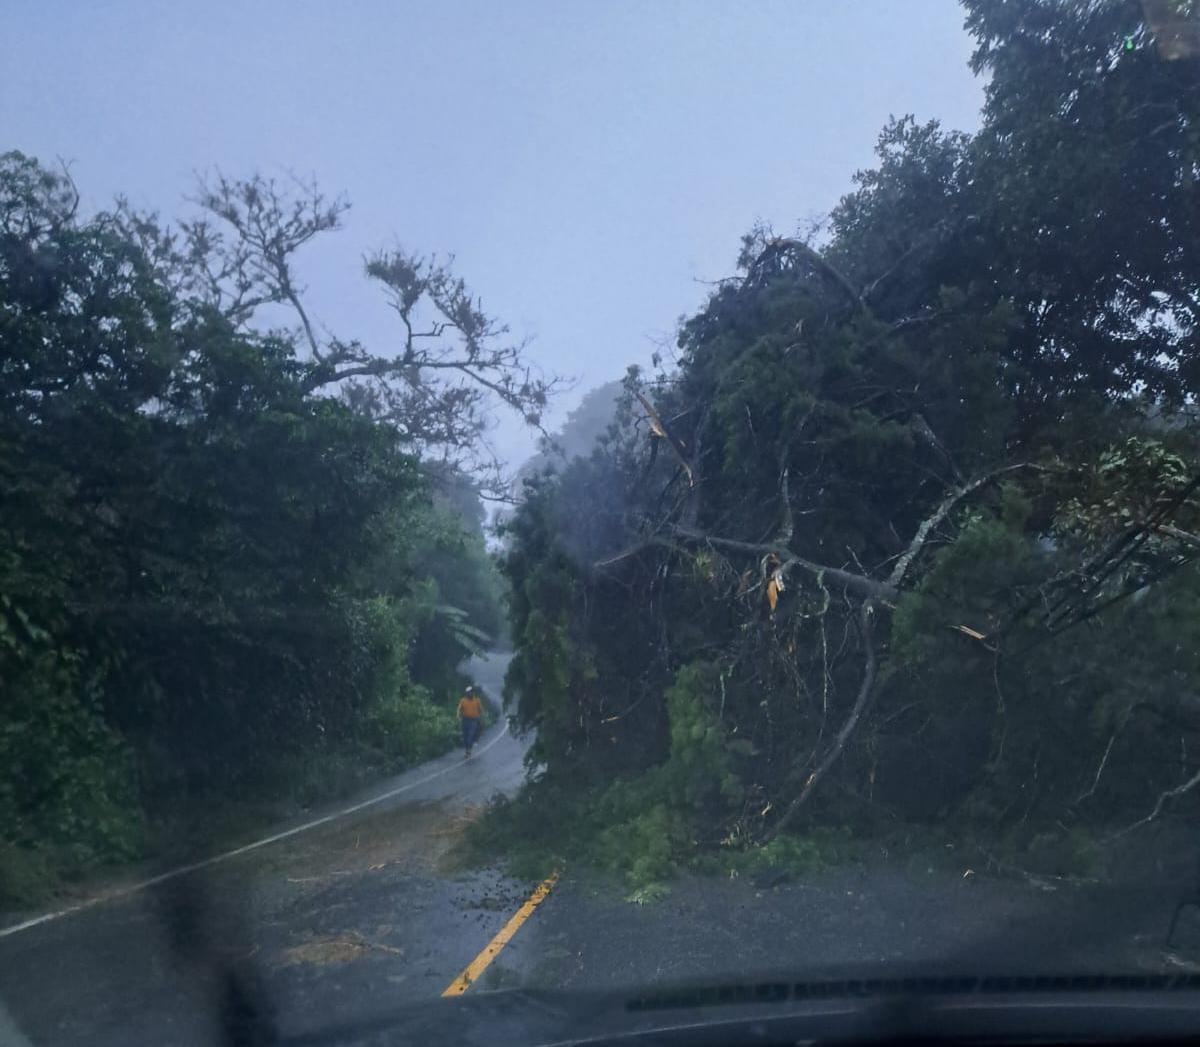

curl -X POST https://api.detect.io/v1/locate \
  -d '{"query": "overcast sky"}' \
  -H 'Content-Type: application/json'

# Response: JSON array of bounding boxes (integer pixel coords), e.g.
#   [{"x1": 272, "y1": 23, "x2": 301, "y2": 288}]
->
[{"x1": 3, "y1": 1, "x2": 984, "y2": 468}]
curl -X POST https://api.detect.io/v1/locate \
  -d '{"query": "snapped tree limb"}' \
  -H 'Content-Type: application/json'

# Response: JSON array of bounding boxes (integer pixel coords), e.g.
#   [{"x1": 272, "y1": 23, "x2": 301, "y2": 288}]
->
[
  {"x1": 746, "y1": 236, "x2": 865, "y2": 313},
  {"x1": 668, "y1": 526, "x2": 898, "y2": 604},
  {"x1": 887, "y1": 463, "x2": 1042, "y2": 591},
  {"x1": 633, "y1": 389, "x2": 693, "y2": 487},
  {"x1": 768, "y1": 599, "x2": 880, "y2": 838},
  {"x1": 1156, "y1": 523, "x2": 1200, "y2": 550},
  {"x1": 604, "y1": 459, "x2": 1040, "y2": 605}
]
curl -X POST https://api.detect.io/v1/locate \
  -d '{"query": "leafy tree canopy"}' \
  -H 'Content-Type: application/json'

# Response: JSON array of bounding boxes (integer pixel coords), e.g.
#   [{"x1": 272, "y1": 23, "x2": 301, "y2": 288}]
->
[
  {"x1": 499, "y1": 0, "x2": 1200, "y2": 886},
  {"x1": 0, "y1": 152, "x2": 517, "y2": 899}
]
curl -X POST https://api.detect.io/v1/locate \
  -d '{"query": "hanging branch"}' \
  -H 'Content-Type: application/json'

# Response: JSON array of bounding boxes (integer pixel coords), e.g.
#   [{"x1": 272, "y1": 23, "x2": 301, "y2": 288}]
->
[
  {"x1": 1156, "y1": 523, "x2": 1200, "y2": 549},
  {"x1": 600, "y1": 459, "x2": 1050, "y2": 609},
  {"x1": 887, "y1": 463, "x2": 1042, "y2": 592},
  {"x1": 767, "y1": 599, "x2": 879, "y2": 838},
  {"x1": 632, "y1": 389, "x2": 693, "y2": 487},
  {"x1": 746, "y1": 236, "x2": 865, "y2": 313},
  {"x1": 669, "y1": 527, "x2": 897, "y2": 603}
]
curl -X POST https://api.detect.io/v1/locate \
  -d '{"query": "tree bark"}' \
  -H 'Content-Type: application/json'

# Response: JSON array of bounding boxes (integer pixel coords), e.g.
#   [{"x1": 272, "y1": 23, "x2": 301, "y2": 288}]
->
[
  {"x1": 668, "y1": 526, "x2": 898, "y2": 603},
  {"x1": 887, "y1": 463, "x2": 1039, "y2": 591}
]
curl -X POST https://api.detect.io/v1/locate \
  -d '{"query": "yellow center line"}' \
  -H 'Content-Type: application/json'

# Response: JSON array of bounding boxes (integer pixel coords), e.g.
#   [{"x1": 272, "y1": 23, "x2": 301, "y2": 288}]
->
[{"x1": 441, "y1": 871, "x2": 560, "y2": 997}]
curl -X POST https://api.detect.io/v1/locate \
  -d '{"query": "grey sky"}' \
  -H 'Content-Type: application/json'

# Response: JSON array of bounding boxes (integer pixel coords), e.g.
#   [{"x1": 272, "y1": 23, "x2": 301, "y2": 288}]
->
[{"x1": 3, "y1": 1, "x2": 983, "y2": 468}]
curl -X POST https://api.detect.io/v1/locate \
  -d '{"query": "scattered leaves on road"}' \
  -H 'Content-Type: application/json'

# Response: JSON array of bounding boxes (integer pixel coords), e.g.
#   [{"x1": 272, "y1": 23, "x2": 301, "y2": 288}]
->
[{"x1": 279, "y1": 931, "x2": 403, "y2": 967}]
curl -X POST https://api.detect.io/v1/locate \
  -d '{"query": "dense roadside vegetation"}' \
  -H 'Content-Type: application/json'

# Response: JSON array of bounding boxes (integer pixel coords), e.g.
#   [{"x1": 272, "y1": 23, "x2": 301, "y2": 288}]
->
[
  {"x1": 0, "y1": 155, "x2": 537, "y2": 904},
  {"x1": 486, "y1": 0, "x2": 1200, "y2": 891}
]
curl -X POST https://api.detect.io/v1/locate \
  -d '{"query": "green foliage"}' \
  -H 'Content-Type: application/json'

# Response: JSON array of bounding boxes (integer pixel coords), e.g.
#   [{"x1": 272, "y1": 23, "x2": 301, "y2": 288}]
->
[
  {"x1": 472, "y1": 661, "x2": 743, "y2": 891},
  {"x1": 624, "y1": 882, "x2": 671, "y2": 906},
  {"x1": 597, "y1": 799, "x2": 691, "y2": 888},
  {"x1": 891, "y1": 500, "x2": 1042, "y2": 671},
  {"x1": 495, "y1": 0, "x2": 1200, "y2": 886},
  {"x1": 0, "y1": 154, "x2": 503, "y2": 899},
  {"x1": 1056, "y1": 436, "x2": 1200, "y2": 548},
  {"x1": 661, "y1": 662, "x2": 742, "y2": 810},
  {"x1": 0, "y1": 602, "x2": 142, "y2": 903},
  {"x1": 0, "y1": 844, "x2": 54, "y2": 909},
  {"x1": 736, "y1": 828, "x2": 855, "y2": 881},
  {"x1": 0, "y1": 645, "x2": 141, "y2": 859}
]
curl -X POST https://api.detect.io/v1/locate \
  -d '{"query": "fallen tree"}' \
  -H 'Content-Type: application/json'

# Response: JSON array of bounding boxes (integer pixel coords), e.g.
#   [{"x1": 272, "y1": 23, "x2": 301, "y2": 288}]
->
[{"x1": 497, "y1": 0, "x2": 1200, "y2": 886}]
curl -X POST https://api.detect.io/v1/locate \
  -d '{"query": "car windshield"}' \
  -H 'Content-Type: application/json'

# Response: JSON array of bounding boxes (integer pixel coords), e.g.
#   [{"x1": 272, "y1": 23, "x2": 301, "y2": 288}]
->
[{"x1": 4, "y1": 2, "x2": 1200, "y2": 1045}]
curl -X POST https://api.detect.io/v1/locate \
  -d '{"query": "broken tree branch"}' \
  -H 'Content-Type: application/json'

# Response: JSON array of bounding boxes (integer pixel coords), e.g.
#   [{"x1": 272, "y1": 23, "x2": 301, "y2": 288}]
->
[
  {"x1": 669, "y1": 526, "x2": 898, "y2": 603},
  {"x1": 1040, "y1": 471, "x2": 1200, "y2": 631},
  {"x1": 633, "y1": 389, "x2": 693, "y2": 487},
  {"x1": 911, "y1": 412, "x2": 965, "y2": 486},
  {"x1": 1108, "y1": 764, "x2": 1200, "y2": 840},
  {"x1": 860, "y1": 220, "x2": 950, "y2": 304},
  {"x1": 1076, "y1": 732, "x2": 1118, "y2": 806},
  {"x1": 887, "y1": 463, "x2": 1041, "y2": 592},
  {"x1": 749, "y1": 237, "x2": 865, "y2": 313},
  {"x1": 768, "y1": 599, "x2": 879, "y2": 838},
  {"x1": 777, "y1": 465, "x2": 794, "y2": 545},
  {"x1": 1156, "y1": 523, "x2": 1200, "y2": 549}
]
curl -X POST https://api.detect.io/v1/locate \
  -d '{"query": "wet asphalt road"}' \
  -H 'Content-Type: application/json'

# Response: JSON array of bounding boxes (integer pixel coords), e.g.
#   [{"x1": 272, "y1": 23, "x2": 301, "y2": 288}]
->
[
  {"x1": 0, "y1": 653, "x2": 539, "y2": 1045},
  {"x1": 2, "y1": 649, "x2": 1199, "y2": 1045},
  {"x1": 520, "y1": 862, "x2": 1199, "y2": 995}
]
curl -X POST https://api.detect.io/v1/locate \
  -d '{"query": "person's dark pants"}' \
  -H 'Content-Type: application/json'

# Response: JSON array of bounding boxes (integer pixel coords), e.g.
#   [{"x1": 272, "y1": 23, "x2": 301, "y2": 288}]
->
[{"x1": 461, "y1": 717, "x2": 481, "y2": 752}]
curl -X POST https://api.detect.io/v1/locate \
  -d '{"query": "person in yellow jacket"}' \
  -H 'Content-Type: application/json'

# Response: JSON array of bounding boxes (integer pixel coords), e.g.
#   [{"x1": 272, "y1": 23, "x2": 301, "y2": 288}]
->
[{"x1": 457, "y1": 685, "x2": 484, "y2": 756}]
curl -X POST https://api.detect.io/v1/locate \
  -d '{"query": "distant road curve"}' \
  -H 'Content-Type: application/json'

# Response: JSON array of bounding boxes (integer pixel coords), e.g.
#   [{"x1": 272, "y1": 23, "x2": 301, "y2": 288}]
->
[{"x1": 0, "y1": 650, "x2": 519, "y2": 941}]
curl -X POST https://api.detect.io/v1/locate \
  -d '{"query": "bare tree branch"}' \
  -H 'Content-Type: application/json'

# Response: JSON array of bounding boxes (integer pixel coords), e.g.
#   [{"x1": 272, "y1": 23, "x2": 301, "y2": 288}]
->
[
  {"x1": 911, "y1": 411, "x2": 965, "y2": 485},
  {"x1": 55, "y1": 156, "x2": 80, "y2": 222},
  {"x1": 1076, "y1": 732, "x2": 1118, "y2": 806},
  {"x1": 668, "y1": 526, "x2": 894, "y2": 602},
  {"x1": 769, "y1": 599, "x2": 879, "y2": 837},
  {"x1": 118, "y1": 179, "x2": 562, "y2": 491},
  {"x1": 1156, "y1": 523, "x2": 1200, "y2": 549},
  {"x1": 887, "y1": 463, "x2": 1042, "y2": 591},
  {"x1": 188, "y1": 170, "x2": 348, "y2": 361},
  {"x1": 633, "y1": 389, "x2": 693, "y2": 485},
  {"x1": 859, "y1": 220, "x2": 950, "y2": 304},
  {"x1": 777, "y1": 464, "x2": 794, "y2": 545},
  {"x1": 1108, "y1": 764, "x2": 1200, "y2": 840},
  {"x1": 747, "y1": 236, "x2": 864, "y2": 312}
]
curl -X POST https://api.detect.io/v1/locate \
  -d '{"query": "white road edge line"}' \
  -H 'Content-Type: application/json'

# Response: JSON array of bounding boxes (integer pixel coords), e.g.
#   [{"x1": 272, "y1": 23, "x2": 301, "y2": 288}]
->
[{"x1": 0, "y1": 718, "x2": 510, "y2": 940}]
